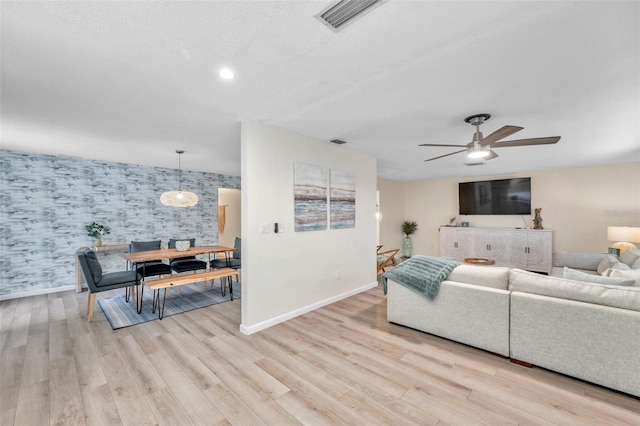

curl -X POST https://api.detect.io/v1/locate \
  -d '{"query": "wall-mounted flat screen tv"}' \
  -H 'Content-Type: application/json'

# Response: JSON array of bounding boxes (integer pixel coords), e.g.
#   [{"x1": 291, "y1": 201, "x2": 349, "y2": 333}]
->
[{"x1": 459, "y1": 177, "x2": 531, "y2": 215}]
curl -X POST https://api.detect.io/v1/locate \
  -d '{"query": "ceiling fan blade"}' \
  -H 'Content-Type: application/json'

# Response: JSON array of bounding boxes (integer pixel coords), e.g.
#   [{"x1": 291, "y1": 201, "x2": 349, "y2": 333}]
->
[
  {"x1": 485, "y1": 150, "x2": 499, "y2": 160},
  {"x1": 419, "y1": 143, "x2": 468, "y2": 148},
  {"x1": 424, "y1": 149, "x2": 466, "y2": 162},
  {"x1": 480, "y1": 125, "x2": 523, "y2": 146},
  {"x1": 491, "y1": 136, "x2": 560, "y2": 148}
]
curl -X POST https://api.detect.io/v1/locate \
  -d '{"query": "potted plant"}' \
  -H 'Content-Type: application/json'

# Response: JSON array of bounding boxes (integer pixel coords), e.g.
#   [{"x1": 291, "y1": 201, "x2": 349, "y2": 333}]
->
[
  {"x1": 85, "y1": 222, "x2": 111, "y2": 247},
  {"x1": 401, "y1": 220, "x2": 418, "y2": 257}
]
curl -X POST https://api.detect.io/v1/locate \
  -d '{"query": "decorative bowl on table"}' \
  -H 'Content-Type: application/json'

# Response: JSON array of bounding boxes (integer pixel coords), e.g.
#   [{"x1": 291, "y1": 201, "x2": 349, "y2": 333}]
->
[{"x1": 175, "y1": 240, "x2": 191, "y2": 252}]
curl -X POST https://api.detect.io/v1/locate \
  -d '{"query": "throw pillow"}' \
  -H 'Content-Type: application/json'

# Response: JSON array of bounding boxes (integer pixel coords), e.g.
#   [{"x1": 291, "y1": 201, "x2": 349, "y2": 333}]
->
[
  {"x1": 596, "y1": 255, "x2": 619, "y2": 274},
  {"x1": 620, "y1": 248, "x2": 640, "y2": 267},
  {"x1": 633, "y1": 257, "x2": 640, "y2": 270},
  {"x1": 85, "y1": 250, "x2": 103, "y2": 283},
  {"x1": 610, "y1": 269, "x2": 640, "y2": 287},
  {"x1": 601, "y1": 262, "x2": 631, "y2": 276},
  {"x1": 564, "y1": 267, "x2": 635, "y2": 286}
]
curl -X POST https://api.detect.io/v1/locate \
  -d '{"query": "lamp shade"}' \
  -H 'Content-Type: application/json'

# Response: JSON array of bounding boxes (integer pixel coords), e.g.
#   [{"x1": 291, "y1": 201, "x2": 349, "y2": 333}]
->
[
  {"x1": 160, "y1": 149, "x2": 198, "y2": 207},
  {"x1": 607, "y1": 226, "x2": 640, "y2": 243},
  {"x1": 160, "y1": 190, "x2": 198, "y2": 208}
]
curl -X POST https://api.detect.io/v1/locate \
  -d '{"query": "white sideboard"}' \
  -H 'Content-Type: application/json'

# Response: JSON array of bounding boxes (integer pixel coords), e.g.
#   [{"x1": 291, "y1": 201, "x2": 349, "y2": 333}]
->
[{"x1": 440, "y1": 227, "x2": 553, "y2": 274}]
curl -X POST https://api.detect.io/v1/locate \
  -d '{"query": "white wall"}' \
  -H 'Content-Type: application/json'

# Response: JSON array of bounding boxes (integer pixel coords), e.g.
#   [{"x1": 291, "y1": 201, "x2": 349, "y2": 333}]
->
[
  {"x1": 241, "y1": 121, "x2": 378, "y2": 334},
  {"x1": 218, "y1": 188, "x2": 241, "y2": 248},
  {"x1": 380, "y1": 162, "x2": 640, "y2": 256},
  {"x1": 377, "y1": 177, "x2": 405, "y2": 250}
]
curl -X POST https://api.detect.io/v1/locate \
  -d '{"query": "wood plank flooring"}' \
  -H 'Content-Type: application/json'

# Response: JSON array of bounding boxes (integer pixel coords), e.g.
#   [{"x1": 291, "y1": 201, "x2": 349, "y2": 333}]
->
[{"x1": 1, "y1": 283, "x2": 639, "y2": 425}]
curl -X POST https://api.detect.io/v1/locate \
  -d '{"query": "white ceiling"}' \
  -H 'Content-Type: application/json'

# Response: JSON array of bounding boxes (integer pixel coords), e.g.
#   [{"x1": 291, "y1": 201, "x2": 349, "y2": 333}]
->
[{"x1": 1, "y1": 1, "x2": 638, "y2": 182}]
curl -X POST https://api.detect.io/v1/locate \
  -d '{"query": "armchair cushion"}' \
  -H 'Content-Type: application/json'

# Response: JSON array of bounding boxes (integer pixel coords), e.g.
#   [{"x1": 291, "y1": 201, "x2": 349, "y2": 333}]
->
[
  {"x1": 98, "y1": 270, "x2": 141, "y2": 288},
  {"x1": 211, "y1": 258, "x2": 241, "y2": 269},
  {"x1": 136, "y1": 262, "x2": 172, "y2": 277},
  {"x1": 85, "y1": 250, "x2": 103, "y2": 283},
  {"x1": 170, "y1": 259, "x2": 208, "y2": 273}
]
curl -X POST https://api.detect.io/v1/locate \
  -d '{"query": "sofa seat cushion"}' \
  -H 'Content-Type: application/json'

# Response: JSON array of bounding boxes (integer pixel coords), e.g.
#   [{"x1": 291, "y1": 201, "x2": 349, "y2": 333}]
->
[
  {"x1": 550, "y1": 266, "x2": 595, "y2": 278},
  {"x1": 563, "y1": 267, "x2": 634, "y2": 286},
  {"x1": 610, "y1": 269, "x2": 640, "y2": 287},
  {"x1": 446, "y1": 264, "x2": 510, "y2": 290},
  {"x1": 509, "y1": 269, "x2": 640, "y2": 312}
]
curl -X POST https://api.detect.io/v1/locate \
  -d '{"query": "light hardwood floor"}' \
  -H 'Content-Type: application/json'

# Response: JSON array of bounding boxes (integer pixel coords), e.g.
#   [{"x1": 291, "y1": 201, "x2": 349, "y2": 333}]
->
[{"x1": 1, "y1": 283, "x2": 639, "y2": 425}]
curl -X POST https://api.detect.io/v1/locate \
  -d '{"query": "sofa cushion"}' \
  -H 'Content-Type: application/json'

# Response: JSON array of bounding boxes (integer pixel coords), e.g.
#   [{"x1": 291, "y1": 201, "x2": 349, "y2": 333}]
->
[
  {"x1": 553, "y1": 251, "x2": 606, "y2": 270},
  {"x1": 620, "y1": 248, "x2": 640, "y2": 267},
  {"x1": 596, "y1": 255, "x2": 620, "y2": 274},
  {"x1": 446, "y1": 264, "x2": 510, "y2": 290},
  {"x1": 564, "y1": 267, "x2": 634, "y2": 286},
  {"x1": 609, "y1": 269, "x2": 640, "y2": 287},
  {"x1": 509, "y1": 268, "x2": 640, "y2": 312},
  {"x1": 602, "y1": 262, "x2": 631, "y2": 276}
]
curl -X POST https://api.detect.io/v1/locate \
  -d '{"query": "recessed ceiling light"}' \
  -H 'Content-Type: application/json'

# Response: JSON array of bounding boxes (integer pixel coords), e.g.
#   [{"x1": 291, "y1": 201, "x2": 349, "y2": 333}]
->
[{"x1": 219, "y1": 68, "x2": 235, "y2": 80}]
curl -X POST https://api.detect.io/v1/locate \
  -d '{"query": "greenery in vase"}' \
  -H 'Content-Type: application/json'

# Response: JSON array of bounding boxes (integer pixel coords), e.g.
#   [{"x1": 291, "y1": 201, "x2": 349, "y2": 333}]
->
[
  {"x1": 401, "y1": 220, "x2": 418, "y2": 237},
  {"x1": 85, "y1": 222, "x2": 111, "y2": 239}
]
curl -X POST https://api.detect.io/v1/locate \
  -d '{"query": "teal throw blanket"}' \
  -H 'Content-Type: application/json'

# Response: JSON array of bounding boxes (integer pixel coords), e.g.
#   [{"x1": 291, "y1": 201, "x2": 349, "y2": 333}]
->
[{"x1": 382, "y1": 255, "x2": 459, "y2": 300}]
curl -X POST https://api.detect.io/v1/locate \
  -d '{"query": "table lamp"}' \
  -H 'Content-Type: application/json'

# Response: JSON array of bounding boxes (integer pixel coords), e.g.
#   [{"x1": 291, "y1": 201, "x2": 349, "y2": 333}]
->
[{"x1": 607, "y1": 226, "x2": 640, "y2": 255}]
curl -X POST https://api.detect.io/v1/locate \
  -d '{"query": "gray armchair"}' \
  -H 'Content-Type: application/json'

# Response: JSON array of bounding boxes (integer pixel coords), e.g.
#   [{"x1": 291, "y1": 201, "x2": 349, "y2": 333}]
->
[{"x1": 77, "y1": 248, "x2": 142, "y2": 322}]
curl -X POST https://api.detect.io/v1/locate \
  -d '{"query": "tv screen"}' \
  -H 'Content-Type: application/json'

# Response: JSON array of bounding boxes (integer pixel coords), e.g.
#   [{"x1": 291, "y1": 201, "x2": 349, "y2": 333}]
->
[{"x1": 459, "y1": 178, "x2": 531, "y2": 215}]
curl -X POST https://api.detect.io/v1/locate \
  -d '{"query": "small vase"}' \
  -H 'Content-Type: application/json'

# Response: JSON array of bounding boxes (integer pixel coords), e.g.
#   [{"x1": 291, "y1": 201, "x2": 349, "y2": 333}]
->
[
  {"x1": 403, "y1": 236, "x2": 413, "y2": 257},
  {"x1": 94, "y1": 238, "x2": 102, "y2": 247}
]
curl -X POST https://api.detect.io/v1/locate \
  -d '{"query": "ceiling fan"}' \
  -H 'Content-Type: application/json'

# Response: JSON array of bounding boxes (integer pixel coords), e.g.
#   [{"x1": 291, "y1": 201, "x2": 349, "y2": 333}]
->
[{"x1": 420, "y1": 113, "x2": 560, "y2": 165}]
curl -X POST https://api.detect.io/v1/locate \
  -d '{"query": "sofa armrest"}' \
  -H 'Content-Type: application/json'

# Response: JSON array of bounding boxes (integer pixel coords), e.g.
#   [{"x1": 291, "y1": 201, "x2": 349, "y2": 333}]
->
[{"x1": 387, "y1": 279, "x2": 510, "y2": 356}]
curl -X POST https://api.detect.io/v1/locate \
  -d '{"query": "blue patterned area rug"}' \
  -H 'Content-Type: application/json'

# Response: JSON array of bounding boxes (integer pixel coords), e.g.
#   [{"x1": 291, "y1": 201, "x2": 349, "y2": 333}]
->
[{"x1": 98, "y1": 281, "x2": 241, "y2": 329}]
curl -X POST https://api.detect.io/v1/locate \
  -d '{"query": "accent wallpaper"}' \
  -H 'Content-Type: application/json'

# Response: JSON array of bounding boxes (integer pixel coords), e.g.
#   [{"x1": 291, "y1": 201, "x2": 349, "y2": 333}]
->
[{"x1": 0, "y1": 149, "x2": 240, "y2": 298}]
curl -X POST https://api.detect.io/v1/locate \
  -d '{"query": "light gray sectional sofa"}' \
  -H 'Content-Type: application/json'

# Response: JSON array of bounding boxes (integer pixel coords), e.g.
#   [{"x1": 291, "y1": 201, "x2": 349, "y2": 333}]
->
[
  {"x1": 386, "y1": 256, "x2": 640, "y2": 397},
  {"x1": 387, "y1": 265, "x2": 512, "y2": 357}
]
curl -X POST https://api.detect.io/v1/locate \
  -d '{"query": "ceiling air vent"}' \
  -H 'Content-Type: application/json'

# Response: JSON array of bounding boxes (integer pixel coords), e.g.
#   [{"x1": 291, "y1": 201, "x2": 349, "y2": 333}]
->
[
  {"x1": 330, "y1": 139, "x2": 347, "y2": 145},
  {"x1": 315, "y1": 0, "x2": 387, "y2": 32}
]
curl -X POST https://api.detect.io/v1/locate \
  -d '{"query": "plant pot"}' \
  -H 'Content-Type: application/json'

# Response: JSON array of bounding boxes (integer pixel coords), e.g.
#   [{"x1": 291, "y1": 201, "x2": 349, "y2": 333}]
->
[
  {"x1": 94, "y1": 238, "x2": 102, "y2": 247},
  {"x1": 403, "y1": 236, "x2": 413, "y2": 258}
]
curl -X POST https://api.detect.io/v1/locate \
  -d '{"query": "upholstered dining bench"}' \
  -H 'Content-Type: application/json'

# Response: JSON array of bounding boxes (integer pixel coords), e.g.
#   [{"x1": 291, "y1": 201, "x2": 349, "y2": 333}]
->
[{"x1": 146, "y1": 268, "x2": 238, "y2": 319}]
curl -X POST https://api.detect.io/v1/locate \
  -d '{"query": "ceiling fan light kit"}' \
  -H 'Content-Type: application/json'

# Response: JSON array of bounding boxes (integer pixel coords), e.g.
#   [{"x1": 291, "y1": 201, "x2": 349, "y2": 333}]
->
[{"x1": 421, "y1": 113, "x2": 560, "y2": 165}]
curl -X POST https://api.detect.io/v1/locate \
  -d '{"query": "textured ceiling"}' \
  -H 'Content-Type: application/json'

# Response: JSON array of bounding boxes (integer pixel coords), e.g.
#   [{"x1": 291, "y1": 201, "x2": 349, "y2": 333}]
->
[{"x1": 1, "y1": 1, "x2": 639, "y2": 181}]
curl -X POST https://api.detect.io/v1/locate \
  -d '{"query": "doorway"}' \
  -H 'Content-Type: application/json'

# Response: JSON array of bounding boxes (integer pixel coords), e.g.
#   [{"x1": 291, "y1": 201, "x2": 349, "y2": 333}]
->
[{"x1": 218, "y1": 188, "x2": 241, "y2": 247}]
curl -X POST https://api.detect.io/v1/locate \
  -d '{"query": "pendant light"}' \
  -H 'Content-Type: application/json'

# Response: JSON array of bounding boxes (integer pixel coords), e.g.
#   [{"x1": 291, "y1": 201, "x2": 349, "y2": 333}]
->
[{"x1": 160, "y1": 150, "x2": 198, "y2": 207}]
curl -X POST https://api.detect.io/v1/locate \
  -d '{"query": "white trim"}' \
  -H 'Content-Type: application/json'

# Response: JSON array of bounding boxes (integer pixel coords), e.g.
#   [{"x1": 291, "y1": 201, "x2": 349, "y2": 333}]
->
[
  {"x1": 239, "y1": 281, "x2": 378, "y2": 335},
  {"x1": 0, "y1": 285, "x2": 76, "y2": 301}
]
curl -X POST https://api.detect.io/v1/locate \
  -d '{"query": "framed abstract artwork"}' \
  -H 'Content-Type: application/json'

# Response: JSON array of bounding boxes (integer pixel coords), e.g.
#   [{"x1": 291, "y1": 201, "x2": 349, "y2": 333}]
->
[
  {"x1": 329, "y1": 169, "x2": 355, "y2": 229},
  {"x1": 294, "y1": 163, "x2": 328, "y2": 232}
]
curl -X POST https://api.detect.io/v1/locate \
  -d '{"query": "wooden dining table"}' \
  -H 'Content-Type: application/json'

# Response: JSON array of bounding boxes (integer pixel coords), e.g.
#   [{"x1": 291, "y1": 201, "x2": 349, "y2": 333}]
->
[{"x1": 120, "y1": 245, "x2": 235, "y2": 265}]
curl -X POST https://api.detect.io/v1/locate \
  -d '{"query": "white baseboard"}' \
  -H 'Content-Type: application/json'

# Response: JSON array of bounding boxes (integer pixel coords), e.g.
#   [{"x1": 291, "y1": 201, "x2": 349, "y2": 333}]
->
[
  {"x1": 0, "y1": 285, "x2": 76, "y2": 301},
  {"x1": 239, "y1": 281, "x2": 378, "y2": 335}
]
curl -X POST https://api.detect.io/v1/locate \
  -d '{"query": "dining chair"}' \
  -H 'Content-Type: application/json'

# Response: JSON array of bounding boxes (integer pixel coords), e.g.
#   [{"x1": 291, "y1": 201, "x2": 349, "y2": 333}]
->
[
  {"x1": 210, "y1": 237, "x2": 241, "y2": 270},
  {"x1": 128, "y1": 240, "x2": 173, "y2": 278},
  {"x1": 168, "y1": 238, "x2": 207, "y2": 273},
  {"x1": 77, "y1": 248, "x2": 142, "y2": 321}
]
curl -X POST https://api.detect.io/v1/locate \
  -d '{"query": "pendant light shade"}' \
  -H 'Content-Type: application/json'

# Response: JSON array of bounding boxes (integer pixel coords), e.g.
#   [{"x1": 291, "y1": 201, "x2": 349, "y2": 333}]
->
[{"x1": 161, "y1": 150, "x2": 198, "y2": 208}]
